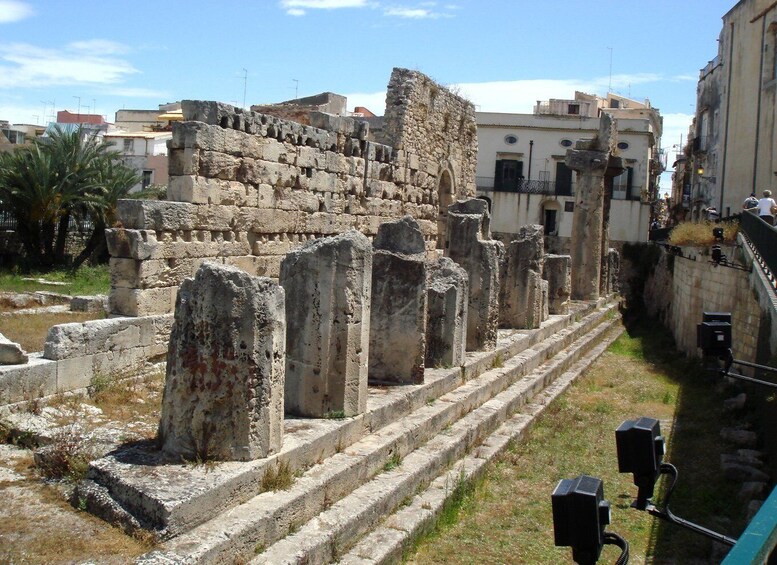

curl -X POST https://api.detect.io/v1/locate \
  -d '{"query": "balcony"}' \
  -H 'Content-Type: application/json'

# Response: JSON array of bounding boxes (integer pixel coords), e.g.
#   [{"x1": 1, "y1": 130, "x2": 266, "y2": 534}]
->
[{"x1": 476, "y1": 176, "x2": 560, "y2": 195}]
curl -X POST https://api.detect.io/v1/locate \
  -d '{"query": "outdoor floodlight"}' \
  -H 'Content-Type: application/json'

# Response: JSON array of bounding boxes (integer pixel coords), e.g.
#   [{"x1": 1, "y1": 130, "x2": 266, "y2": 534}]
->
[
  {"x1": 616, "y1": 417, "x2": 665, "y2": 510},
  {"x1": 712, "y1": 227, "x2": 724, "y2": 241},
  {"x1": 696, "y1": 312, "x2": 732, "y2": 357},
  {"x1": 552, "y1": 475, "x2": 612, "y2": 565}
]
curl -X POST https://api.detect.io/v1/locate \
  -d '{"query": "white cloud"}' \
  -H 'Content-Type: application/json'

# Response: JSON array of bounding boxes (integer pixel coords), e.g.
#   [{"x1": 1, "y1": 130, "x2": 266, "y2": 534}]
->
[
  {"x1": 384, "y1": 7, "x2": 436, "y2": 18},
  {"x1": 0, "y1": 41, "x2": 139, "y2": 87},
  {"x1": 280, "y1": 0, "x2": 368, "y2": 14},
  {"x1": 67, "y1": 39, "x2": 130, "y2": 55},
  {"x1": 0, "y1": 0, "x2": 33, "y2": 24},
  {"x1": 99, "y1": 86, "x2": 170, "y2": 98}
]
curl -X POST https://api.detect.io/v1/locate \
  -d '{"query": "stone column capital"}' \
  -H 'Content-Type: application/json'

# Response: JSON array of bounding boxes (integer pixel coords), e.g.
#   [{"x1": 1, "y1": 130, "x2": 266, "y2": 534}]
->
[{"x1": 565, "y1": 149, "x2": 609, "y2": 173}]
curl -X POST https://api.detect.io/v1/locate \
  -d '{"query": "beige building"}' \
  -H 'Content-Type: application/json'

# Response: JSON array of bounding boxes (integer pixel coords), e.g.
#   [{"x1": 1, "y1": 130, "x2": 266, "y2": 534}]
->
[
  {"x1": 690, "y1": 0, "x2": 777, "y2": 218},
  {"x1": 475, "y1": 92, "x2": 663, "y2": 250}
]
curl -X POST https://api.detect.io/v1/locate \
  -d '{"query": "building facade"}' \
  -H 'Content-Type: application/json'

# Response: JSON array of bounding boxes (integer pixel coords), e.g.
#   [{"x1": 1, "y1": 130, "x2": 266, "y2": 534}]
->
[
  {"x1": 475, "y1": 92, "x2": 662, "y2": 250},
  {"x1": 689, "y1": 0, "x2": 777, "y2": 218}
]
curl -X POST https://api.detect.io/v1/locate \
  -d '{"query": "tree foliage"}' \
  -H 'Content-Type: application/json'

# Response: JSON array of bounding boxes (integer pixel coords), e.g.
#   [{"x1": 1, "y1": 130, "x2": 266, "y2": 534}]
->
[{"x1": 0, "y1": 126, "x2": 141, "y2": 270}]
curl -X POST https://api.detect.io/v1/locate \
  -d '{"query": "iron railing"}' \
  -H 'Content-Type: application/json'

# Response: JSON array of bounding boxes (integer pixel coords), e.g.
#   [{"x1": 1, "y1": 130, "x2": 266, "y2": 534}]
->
[
  {"x1": 740, "y1": 211, "x2": 777, "y2": 293},
  {"x1": 476, "y1": 176, "x2": 561, "y2": 196},
  {"x1": 0, "y1": 213, "x2": 94, "y2": 232}
]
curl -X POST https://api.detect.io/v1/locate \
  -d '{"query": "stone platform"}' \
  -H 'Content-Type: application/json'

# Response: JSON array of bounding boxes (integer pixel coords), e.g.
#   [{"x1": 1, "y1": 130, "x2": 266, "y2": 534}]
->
[{"x1": 77, "y1": 299, "x2": 621, "y2": 564}]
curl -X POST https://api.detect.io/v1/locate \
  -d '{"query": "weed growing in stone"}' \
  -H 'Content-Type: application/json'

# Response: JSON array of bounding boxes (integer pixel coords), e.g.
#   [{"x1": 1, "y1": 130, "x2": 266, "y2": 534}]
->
[
  {"x1": 323, "y1": 410, "x2": 346, "y2": 419},
  {"x1": 382, "y1": 451, "x2": 402, "y2": 472},
  {"x1": 35, "y1": 426, "x2": 97, "y2": 482},
  {"x1": 261, "y1": 460, "x2": 294, "y2": 492},
  {"x1": 491, "y1": 354, "x2": 504, "y2": 369}
]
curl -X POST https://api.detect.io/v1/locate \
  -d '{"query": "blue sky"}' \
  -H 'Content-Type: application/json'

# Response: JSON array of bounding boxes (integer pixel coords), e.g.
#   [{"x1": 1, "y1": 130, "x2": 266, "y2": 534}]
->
[{"x1": 0, "y1": 0, "x2": 737, "y2": 188}]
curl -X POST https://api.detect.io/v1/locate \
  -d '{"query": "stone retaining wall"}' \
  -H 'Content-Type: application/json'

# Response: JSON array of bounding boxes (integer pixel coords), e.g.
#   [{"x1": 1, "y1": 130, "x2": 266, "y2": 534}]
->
[
  {"x1": 0, "y1": 315, "x2": 172, "y2": 408},
  {"x1": 107, "y1": 68, "x2": 477, "y2": 316}
]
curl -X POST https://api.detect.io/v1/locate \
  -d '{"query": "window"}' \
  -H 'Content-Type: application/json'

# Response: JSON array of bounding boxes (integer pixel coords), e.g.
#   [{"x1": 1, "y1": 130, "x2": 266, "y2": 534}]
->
[
  {"x1": 504, "y1": 134, "x2": 518, "y2": 145},
  {"x1": 564, "y1": 201, "x2": 574, "y2": 212},
  {"x1": 612, "y1": 167, "x2": 634, "y2": 200},
  {"x1": 617, "y1": 141, "x2": 629, "y2": 150},
  {"x1": 555, "y1": 162, "x2": 573, "y2": 196},
  {"x1": 610, "y1": 99, "x2": 620, "y2": 109},
  {"x1": 142, "y1": 170, "x2": 152, "y2": 189},
  {"x1": 123, "y1": 138, "x2": 133, "y2": 153},
  {"x1": 560, "y1": 139, "x2": 573, "y2": 148},
  {"x1": 568, "y1": 104, "x2": 580, "y2": 115},
  {"x1": 494, "y1": 159, "x2": 523, "y2": 191}
]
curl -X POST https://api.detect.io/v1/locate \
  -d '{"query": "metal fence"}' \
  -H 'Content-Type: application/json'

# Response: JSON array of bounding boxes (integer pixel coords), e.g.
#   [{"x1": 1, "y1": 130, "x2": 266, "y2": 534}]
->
[
  {"x1": 0, "y1": 212, "x2": 94, "y2": 232},
  {"x1": 476, "y1": 177, "x2": 560, "y2": 195},
  {"x1": 740, "y1": 211, "x2": 777, "y2": 293}
]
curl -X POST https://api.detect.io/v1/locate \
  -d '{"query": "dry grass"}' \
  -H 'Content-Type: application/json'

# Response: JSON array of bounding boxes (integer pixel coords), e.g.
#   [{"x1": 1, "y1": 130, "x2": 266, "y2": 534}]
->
[
  {"x1": 668, "y1": 220, "x2": 739, "y2": 246},
  {"x1": 87, "y1": 370, "x2": 165, "y2": 426},
  {"x1": 1, "y1": 311, "x2": 105, "y2": 353},
  {"x1": 406, "y1": 323, "x2": 745, "y2": 564}
]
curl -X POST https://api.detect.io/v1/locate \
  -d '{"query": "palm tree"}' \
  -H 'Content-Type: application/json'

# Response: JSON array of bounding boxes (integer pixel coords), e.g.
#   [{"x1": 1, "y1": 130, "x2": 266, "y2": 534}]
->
[{"x1": 0, "y1": 125, "x2": 143, "y2": 269}]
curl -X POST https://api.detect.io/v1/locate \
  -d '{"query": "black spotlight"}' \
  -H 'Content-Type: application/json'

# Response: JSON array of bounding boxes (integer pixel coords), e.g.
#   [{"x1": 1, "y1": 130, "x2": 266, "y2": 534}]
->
[
  {"x1": 552, "y1": 474, "x2": 611, "y2": 565},
  {"x1": 696, "y1": 312, "x2": 732, "y2": 357},
  {"x1": 712, "y1": 227, "x2": 724, "y2": 241},
  {"x1": 615, "y1": 417, "x2": 665, "y2": 510}
]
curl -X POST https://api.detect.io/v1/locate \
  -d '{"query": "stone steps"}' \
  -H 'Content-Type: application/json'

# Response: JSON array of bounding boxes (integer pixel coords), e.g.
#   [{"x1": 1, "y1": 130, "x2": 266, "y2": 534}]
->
[{"x1": 132, "y1": 300, "x2": 620, "y2": 564}]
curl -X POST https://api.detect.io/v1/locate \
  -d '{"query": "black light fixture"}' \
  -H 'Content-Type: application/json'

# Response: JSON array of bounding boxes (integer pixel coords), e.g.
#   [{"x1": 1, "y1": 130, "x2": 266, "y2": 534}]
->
[
  {"x1": 552, "y1": 475, "x2": 617, "y2": 565},
  {"x1": 615, "y1": 417, "x2": 665, "y2": 510},
  {"x1": 712, "y1": 227, "x2": 724, "y2": 241},
  {"x1": 697, "y1": 311, "x2": 732, "y2": 357}
]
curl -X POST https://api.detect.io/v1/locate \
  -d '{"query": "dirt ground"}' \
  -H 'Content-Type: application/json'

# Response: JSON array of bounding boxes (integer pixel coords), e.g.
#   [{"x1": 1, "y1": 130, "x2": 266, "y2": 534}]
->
[{"x1": 0, "y1": 371, "x2": 165, "y2": 564}]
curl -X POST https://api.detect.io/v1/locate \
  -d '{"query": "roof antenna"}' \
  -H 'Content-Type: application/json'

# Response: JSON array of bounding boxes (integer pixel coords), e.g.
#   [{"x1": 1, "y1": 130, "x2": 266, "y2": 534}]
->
[{"x1": 607, "y1": 47, "x2": 613, "y2": 93}]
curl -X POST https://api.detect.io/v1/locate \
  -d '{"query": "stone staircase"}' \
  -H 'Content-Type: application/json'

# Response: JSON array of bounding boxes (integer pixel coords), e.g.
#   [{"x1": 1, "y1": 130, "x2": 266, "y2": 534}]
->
[{"x1": 81, "y1": 298, "x2": 623, "y2": 565}]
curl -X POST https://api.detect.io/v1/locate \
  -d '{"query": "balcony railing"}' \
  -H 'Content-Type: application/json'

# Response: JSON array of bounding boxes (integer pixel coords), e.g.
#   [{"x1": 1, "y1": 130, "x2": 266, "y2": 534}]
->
[
  {"x1": 740, "y1": 211, "x2": 777, "y2": 295},
  {"x1": 476, "y1": 176, "x2": 560, "y2": 196}
]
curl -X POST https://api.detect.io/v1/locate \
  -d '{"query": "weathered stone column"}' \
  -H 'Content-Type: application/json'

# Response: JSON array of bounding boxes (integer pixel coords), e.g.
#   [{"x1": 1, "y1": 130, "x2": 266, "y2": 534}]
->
[
  {"x1": 158, "y1": 262, "x2": 286, "y2": 462},
  {"x1": 446, "y1": 199, "x2": 504, "y2": 351},
  {"x1": 499, "y1": 224, "x2": 547, "y2": 329},
  {"x1": 280, "y1": 231, "x2": 372, "y2": 417},
  {"x1": 600, "y1": 155, "x2": 624, "y2": 296},
  {"x1": 606, "y1": 248, "x2": 620, "y2": 295},
  {"x1": 369, "y1": 217, "x2": 427, "y2": 384},
  {"x1": 544, "y1": 254, "x2": 571, "y2": 314},
  {"x1": 426, "y1": 257, "x2": 468, "y2": 368},
  {"x1": 566, "y1": 114, "x2": 617, "y2": 301}
]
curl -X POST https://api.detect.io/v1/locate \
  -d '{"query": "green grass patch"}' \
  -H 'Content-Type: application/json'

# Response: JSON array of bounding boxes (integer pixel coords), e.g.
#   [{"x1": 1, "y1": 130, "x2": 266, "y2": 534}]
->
[
  {"x1": 406, "y1": 320, "x2": 746, "y2": 564},
  {"x1": 0, "y1": 264, "x2": 110, "y2": 296}
]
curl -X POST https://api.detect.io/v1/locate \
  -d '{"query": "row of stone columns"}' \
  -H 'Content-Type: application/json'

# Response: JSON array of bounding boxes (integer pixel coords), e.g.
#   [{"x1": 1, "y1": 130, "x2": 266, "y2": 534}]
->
[{"x1": 157, "y1": 201, "x2": 573, "y2": 463}]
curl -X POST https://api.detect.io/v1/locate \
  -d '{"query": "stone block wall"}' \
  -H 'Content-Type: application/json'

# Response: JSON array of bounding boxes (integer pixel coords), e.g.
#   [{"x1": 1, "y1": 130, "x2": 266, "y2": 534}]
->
[{"x1": 107, "y1": 68, "x2": 477, "y2": 316}]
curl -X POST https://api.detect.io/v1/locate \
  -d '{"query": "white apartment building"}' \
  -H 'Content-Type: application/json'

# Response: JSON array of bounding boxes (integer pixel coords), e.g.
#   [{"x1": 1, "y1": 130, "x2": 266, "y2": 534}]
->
[{"x1": 475, "y1": 92, "x2": 663, "y2": 251}]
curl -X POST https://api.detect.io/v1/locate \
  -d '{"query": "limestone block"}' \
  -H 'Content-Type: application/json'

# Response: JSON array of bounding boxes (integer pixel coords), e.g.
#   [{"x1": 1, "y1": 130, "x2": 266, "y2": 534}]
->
[
  {"x1": 105, "y1": 229, "x2": 158, "y2": 260},
  {"x1": 110, "y1": 257, "x2": 202, "y2": 289},
  {"x1": 544, "y1": 254, "x2": 571, "y2": 315},
  {"x1": 369, "y1": 218, "x2": 427, "y2": 384},
  {"x1": 274, "y1": 188, "x2": 320, "y2": 214},
  {"x1": 325, "y1": 152, "x2": 348, "y2": 175},
  {"x1": 170, "y1": 121, "x2": 226, "y2": 152},
  {"x1": 0, "y1": 333, "x2": 28, "y2": 365},
  {"x1": 167, "y1": 176, "x2": 210, "y2": 204},
  {"x1": 280, "y1": 231, "x2": 372, "y2": 417},
  {"x1": 197, "y1": 151, "x2": 240, "y2": 181},
  {"x1": 158, "y1": 262, "x2": 286, "y2": 461},
  {"x1": 499, "y1": 225, "x2": 546, "y2": 329},
  {"x1": 0, "y1": 355, "x2": 57, "y2": 404},
  {"x1": 297, "y1": 146, "x2": 325, "y2": 169},
  {"x1": 109, "y1": 286, "x2": 178, "y2": 317},
  {"x1": 308, "y1": 170, "x2": 337, "y2": 193},
  {"x1": 446, "y1": 199, "x2": 503, "y2": 351},
  {"x1": 116, "y1": 200, "x2": 197, "y2": 231},
  {"x1": 56, "y1": 355, "x2": 94, "y2": 392},
  {"x1": 425, "y1": 257, "x2": 468, "y2": 368},
  {"x1": 70, "y1": 295, "x2": 107, "y2": 313},
  {"x1": 44, "y1": 323, "x2": 86, "y2": 360},
  {"x1": 83, "y1": 319, "x2": 142, "y2": 355},
  {"x1": 168, "y1": 147, "x2": 199, "y2": 177},
  {"x1": 181, "y1": 100, "x2": 237, "y2": 127}
]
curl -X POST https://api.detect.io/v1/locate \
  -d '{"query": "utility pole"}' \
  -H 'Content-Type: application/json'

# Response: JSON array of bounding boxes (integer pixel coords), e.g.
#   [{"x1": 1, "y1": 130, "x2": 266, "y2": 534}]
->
[
  {"x1": 73, "y1": 95, "x2": 81, "y2": 122},
  {"x1": 607, "y1": 47, "x2": 613, "y2": 93},
  {"x1": 243, "y1": 68, "x2": 248, "y2": 109},
  {"x1": 293, "y1": 79, "x2": 299, "y2": 99}
]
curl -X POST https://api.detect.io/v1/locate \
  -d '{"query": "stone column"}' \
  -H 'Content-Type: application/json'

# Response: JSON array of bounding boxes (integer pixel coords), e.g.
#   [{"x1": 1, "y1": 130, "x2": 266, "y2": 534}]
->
[
  {"x1": 544, "y1": 254, "x2": 571, "y2": 315},
  {"x1": 499, "y1": 224, "x2": 547, "y2": 329},
  {"x1": 158, "y1": 262, "x2": 286, "y2": 462},
  {"x1": 426, "y1": 257, "x2": 468, "y2": 368},
  {"x1": 566, "y1": 114, "x2": 616, "y2": 301},
  {"x1": 600, "y1": 155, "x2": 624, "y2": 296},
  {"x1": 280, "y1": 231, "x2": 372, "y2": 417},
  {"x1": 369, "y1": 217, "x2": 427, "y2": 384},
  {"x1": 446, "y1": 198, "x2": 504, "y2": 351}
]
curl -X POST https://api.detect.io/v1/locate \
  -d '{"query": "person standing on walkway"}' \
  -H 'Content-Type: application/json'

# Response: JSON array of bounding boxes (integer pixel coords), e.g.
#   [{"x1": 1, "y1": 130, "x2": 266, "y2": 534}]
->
[
  {"x1": 743, "y1": 192, "x2": 759, "y2": 210},
  {"x1": 756, "y1": 190, "x2": 777, "y2": 225}
]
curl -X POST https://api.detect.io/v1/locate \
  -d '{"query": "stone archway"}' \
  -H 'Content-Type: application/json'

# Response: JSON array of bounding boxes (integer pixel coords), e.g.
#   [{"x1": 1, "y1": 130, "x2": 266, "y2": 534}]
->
[{"x1": 436, "y1": 168, "x2": 455, "y2": 250}]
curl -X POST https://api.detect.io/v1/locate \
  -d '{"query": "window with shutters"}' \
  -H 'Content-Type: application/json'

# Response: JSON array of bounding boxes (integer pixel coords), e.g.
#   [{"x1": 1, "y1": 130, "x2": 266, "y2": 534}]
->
[
  {"x1": 494, "y1": 159, "x2": 523, "y2": 191},
  {"x1": 555, "y1": 161, "x2": 573, "y2": 196},
  {"x1": 612, "y1": 166, "x2": 634, "y2": 200}
]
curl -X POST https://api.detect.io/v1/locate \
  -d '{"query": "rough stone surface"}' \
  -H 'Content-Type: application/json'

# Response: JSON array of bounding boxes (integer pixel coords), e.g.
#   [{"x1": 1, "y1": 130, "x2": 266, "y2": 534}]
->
[
  {"x1": 720, "y1": 427, "x2": 758, "y2": 448},
  {"x1": 369, "y1": 217, "x2": 427, "y2": 384},
  {"x1": 0, "y1": 332, "x2": 28, "y2": 365},
  {"x1": 566, "y1": 113, "x2": 616, "y2": 301},
  {"x1": 425, "y1": 257, "x2": 468, "y2": 368},
  {"x1": 446, "y1": 199, "x2": 503, "y2": 351},
  {"x1": 108, "y1": 68, "x2": 478, "y2": 316},
  {"x1": 499, "y1": 224, "x2": 547, "y2": 329},
  {"x1": 724, "y1": 392, "x2": 747, "y2": 412},
  {"x1": 280, "y1": 231, "x2": 371, "y2": 417},
  {"x1": 158, "y1": 262, "x2": 286, "y2": 461},
  {"x1": 70, "y1": 295, "x2": 108, "y2": 313},
  {"x1": 544, "y1": 254, "x2": 571, "y2": 315}
]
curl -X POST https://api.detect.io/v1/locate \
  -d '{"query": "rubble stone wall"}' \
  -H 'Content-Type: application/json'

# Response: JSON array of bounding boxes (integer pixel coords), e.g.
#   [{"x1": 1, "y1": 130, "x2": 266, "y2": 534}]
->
[{"x1": 107, "y1": 68, "x2": 477, "y2": 316}]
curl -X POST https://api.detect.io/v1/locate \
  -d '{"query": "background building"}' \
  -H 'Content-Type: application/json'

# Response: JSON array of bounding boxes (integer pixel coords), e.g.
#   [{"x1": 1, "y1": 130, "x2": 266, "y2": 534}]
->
[{"x1": 475, "y1": 91, "x2": 663, "y2": 251}]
